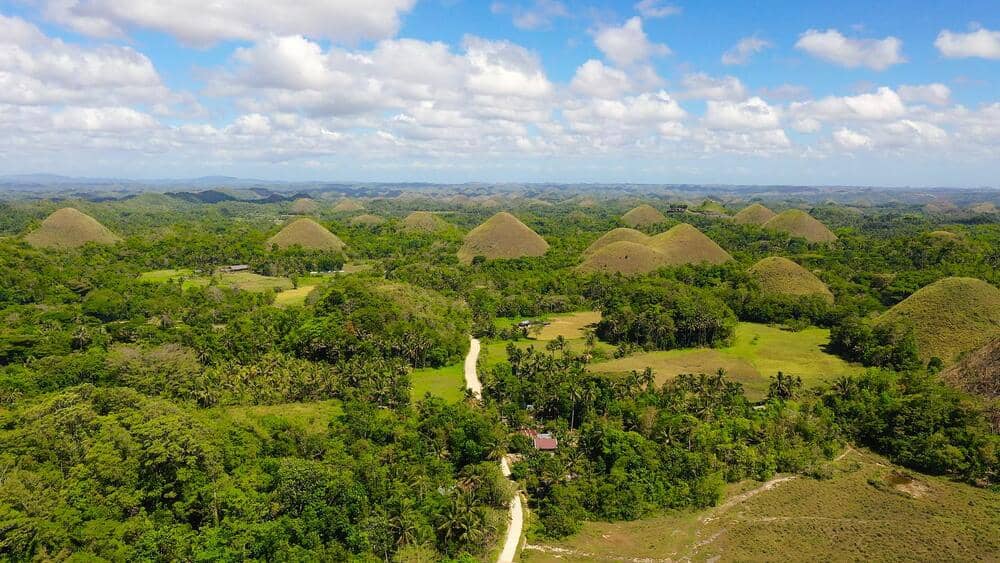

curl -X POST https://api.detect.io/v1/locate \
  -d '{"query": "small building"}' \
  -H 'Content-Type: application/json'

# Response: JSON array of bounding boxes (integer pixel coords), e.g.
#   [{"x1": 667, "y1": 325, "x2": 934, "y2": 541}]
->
[
  {"x1": 220, "y1": 264, "x2": 249, "y2": 273},
  {"x1": 533, "y1": 433, "x2": 558, "y2": 451}
]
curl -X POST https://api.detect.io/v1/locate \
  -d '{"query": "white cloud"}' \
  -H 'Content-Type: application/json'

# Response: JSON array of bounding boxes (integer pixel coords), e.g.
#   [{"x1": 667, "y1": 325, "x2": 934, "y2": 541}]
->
[
  {"x1": 790, "y1": 87, "x2": 906, "y2": 121},
  {"x1": 883, "y1": 120, "x2": 947, "y2": 146},
  {"x1": 696, "y1": 128, "x2": 791, "y2": 154},
  {"x1": 680, "y1": 73, "x2": 746, "y2": 101},
  {"x1": 593, "y1": 17, "x2": 670, "y2": 67},
  {"x1": 791, "y1": 117, "x2": 822, "y2": 133},
  {"x1": 795, "y1": 29, "x2": 905, "y2": 70},
  {"x1": 704, "y1": 97, "x2": 781, "y2": 130},
  {"x1": 832, "y1": 127, "x2": 872, "y2": 149},
  {"x1": 43, "y1": 0, "x2": 417, "y2": 46},
  {"x1": 52, "y1": 106, "x2": 158, "y2": 131},
  {"x1": 570, "y1": 60, "x2": 633, "y2": 98},
  {"x1": 564, "y1": 91, "x2": 685, "y2": 128},
  {"x1": 463, "y1": 36, "x2": 552, "y2": 98},
  {"x1": 634, "y1": 0, "x2": 681, "y2": 18},
  {"x1": 721, "y1": 36, "x2": 772, "y2": 65},
  {"x1": 898, "y1": 83, "x2": 951, "y2": 106},
  {"x1": 493, "y1": 0, "x2": 569, "y2": 30},
  {"x1": 935, "y1": 28, "x2": 1000, "y2": 60}
]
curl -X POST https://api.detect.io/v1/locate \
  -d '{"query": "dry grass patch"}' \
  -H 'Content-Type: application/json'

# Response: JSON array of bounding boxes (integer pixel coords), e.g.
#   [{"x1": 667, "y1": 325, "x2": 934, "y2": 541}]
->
[
  {"x1": 621, "y1": 204, "x2": 667, "y2": 228},
  {"x1": 24, "y1": 208, "x2": 121, "y2": 249},
  {"x1": 457, "y1": 212, "x2": 548, "y2": 263},
  {"x1": 763, "y1": 209, "x2": 837, "y2": 243},
  {"x1": 401, "y1": 211, "x2": 450, "y2": 233},
  {"x1": 534, "y1": 311, "x2": 602, "y2": 341},
  {"x1": 267, "y1": 218, "x2": 346, "y2": 251},
  {"x1": 732, "y1": 203, "x2": 777, "y2": 225},
  {"x1": 583, "y1": 228, "x2": 650, "y2": 255},
  {"x1": 647, "y1": 223, "x2": 733, "y2": 266},
  {"x1": 577, "y1": 241, "x2": 666, "y2": 275}
]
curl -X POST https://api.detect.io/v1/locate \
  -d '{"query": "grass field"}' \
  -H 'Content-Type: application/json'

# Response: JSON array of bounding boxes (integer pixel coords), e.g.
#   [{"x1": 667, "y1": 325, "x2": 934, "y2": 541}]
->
[
  {"x1": 274, "y1": 285, "x2": 316, "y2": 307},
  {"x1": 522, "y1": 448, "x2": 1000, "y2": 562},
  {"x1": 138, "y1": 268, "x2": 194, "y2": 282},
  {"x1": 213, "y1": 400, "x2": 343, "y2": 435},
  {"x1": 411, "y1": 362, "x2": 467, "y2": 402},
  {"x1": 590, "y1": 322, "x2": 863, "y2": 400},
  {"x1": 483, "y1": 311, "x2": 612, "y2": 372}
]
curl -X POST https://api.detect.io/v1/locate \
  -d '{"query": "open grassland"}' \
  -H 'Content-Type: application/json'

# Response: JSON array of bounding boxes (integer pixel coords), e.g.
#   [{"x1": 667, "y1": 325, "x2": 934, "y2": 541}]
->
[
  {"x1": 484, "y1": 311, "x2": 613, "y2": 371},
  {"x1": 138, "y1": 268, "x2": 194, "y2": 283},
  {"x1": 212, "y1": 400, "x2": 343, "y2": 435},
  {"x1": 411, "y1": 362, "x2": 467, "y2": 402},
  {"x1": 522, "y1": 448, "x2": 1000, "y2": 562},
  {"x1": 534, "y1": 311, "x2": 602, "y2": 340},
  {"x1": 273, "y1": 285, "x2": 316, "y2": 307},
  {"x1": 590, "y1": 322, "x2": 863, "y2": 400},
  {"x1": 139, "y1": 269, "x2": 293, "y2": 292}
]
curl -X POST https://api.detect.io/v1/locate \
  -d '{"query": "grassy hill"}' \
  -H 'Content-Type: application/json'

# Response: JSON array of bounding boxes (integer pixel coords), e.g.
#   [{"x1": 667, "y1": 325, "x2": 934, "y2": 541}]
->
[
  {"x1": 332, "y1": 198, "x2": 364, "y2": 213},
  {"x1": 583, "y1": 228, "x2": 650, "y2": 255},
  {"x1": 348, "y1": 214, "x2": 385, "y2": 226},
  {"x1": 749, "y1": 256, "x2": 833, "y2": 302},
  {"x1": 457, "y1": 211, "x2": 548, "y2": 263},
  {"x1": 941, "y1": 337, "x2": 999, "y2": 398},
  {"x1": 694, "y1": 199, "x2": 728, "y2": 215},
  {"x1": 647, "y1": 223, "x2": 733, "y2": 266},
  {"x1": 289, "y1": 197, "x2": 318, "y2": 215},
  {"x1": 732, "y1": 203, "x2": 777, "y2": 225},
  {"x1": 621, "y1": 204, "x2": 667, "y2": 228},
  {"x1": 763, "y1": 209, "x2": 837, "y2": 242},
  {"x1": 267, "y1": 218, "x2": 346, "y2": 251},
  {"x1": 577, "y1": 241, "x2": 666, "y2": 275},
  {"x1": 24, "y1": 208, "x2": 121, "y2": 249},
  {"x1": 401, "y1": 211, "x2": 450, "y2": 233},
  {"x1": 877, "y1": 277, "x2": 1000, "y2": 364}
]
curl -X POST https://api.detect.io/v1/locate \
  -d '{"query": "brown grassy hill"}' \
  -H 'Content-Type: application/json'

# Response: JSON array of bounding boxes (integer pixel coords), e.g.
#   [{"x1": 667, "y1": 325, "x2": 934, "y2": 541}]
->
[
  {"x1": 647, "y1": 223, "x2": 733, "y2": 266},
  {"x1": 694, "y1": 199, "x2": 728, "y2": 215},
  {"x1": 970, "y1": 202, "x2": 997, "y2": 214},
  {"x1": 877, "y1": 277, "x2": 1000, "y2": 364},
  {"x1": 584, "y1": 228, "x2": 650, "y2": 255},
  {"x1": 289, "y1": 198, "x2": 318, "y2": 215},
  {"x1": 941, "y1": 337, "x2": 999, "y2": 398},
  {"x1": 577, "y1": 241, "x2": 666, "y2": 275},
  {"x1": 24, "y1": 208, "x2": 121, "y2": 249},
  {"x1": 401, "y1": 211, "x2": 449, "y2": 233},
  {"x1": 332, "y1": 199, "x2": 364, "y2": 213},
  {"x1": 457, "y1": 212, "x2": 548, "y2": 263},
  {"x1": 621, "y1": 204, "x2": 667, "y2": 228},
  {"x1": 267, "y1": 218, "x2": 346, "y2": 251},
  {"x1": 749, "y1": 257, "x2": 833, "y2": 303},
  {"x1": 349, "y1": 214, "x2": 385, "y2": 226},
  {"x1": 733, "y1": 203, "x2": 777, "y2": 225},
  {"x1": 763, "y1": 209, "x2": 837, "y2": 243}
]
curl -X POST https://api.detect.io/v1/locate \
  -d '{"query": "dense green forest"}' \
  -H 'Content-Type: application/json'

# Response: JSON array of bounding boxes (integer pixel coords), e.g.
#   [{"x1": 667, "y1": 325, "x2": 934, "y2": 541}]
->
[{"x1": 0, "y1": 193, "x2": 998, "y2": 560}]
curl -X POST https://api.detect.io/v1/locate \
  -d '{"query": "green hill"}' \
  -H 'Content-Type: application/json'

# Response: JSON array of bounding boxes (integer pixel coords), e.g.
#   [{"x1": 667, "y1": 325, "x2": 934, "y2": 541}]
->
[
  {"x1": 763, "y1": 209, "x2": 837, "y2": 242},
  {"x1": 24, "y1": 208, "x2": 121, "y2": 249},
  {"x1": 457, "y1": 212, "x2": 548, "y2": 263},
  {"x1": 401, "y1": 211, "x2": 450, "y2": 233},
  {"x1": 733, "y1": 203, "x2": 777, "y2": 225},
  {"x1": 267, "y1": 218, "x2": 346, "y2": 251},
  {"x1": 647, "y1": 223, "x2": 733, "y2": 265},
  {"x1": 877, "y1": 277, "x2": 1000, "y2": 364},
  {"x1": 621, "y1": 204, "x2": 667, "y2": 228},
  {"x1": 748, "y1": 256, "x2": 834, "y2": 303},
  {"x1": 289, "y1": 198, "x2": 319, "y2": 215}
]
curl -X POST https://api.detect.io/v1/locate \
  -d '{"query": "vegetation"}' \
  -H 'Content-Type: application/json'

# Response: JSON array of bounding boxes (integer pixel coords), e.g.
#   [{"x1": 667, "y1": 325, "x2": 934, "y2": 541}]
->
[
  {"x1": 763, "y1": 209, "x2": 837, "y2": 242},
  {"x1": 748, "y1": 256, "x2": 834, "y2": 302},
  {"x1": 732, "y1": 202, "x2": 776, "y2": 225}
]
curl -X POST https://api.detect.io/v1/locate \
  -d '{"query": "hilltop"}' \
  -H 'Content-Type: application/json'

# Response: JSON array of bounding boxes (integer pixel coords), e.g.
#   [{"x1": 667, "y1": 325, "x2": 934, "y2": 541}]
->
[
  {"x1": 749, "y1": 257, "x2": 834, "y2": 302},
  {"x1": 401, "y1": 211, "x2": 450, "y2": 233},
  {"x1": 457, "y1": 212, "x2": 548, "y2": 263},
  {"x1": 577, "y1": 241, "x2": 666, "y2": 275},
  {"x1": 584, "y1": 228, "x2": 650, "y2": 255},
  {"x1": 763, "y1": 209, "x2": 837, "y2": 242},
  {"x1": 289, "y1": 197, "x2": 319, "y2": 215},
  {"x1": 733, "y1": 203, "x2": 777, "y2": 225},
  {"x1": 24, "y1": 208, "x2": 121, "y2": 249},
  {"x1": 694, "y1": 199, "x2": 728, "y2": 215},
  {"x1": 621, "y1": 204, "x2": 667, "y2": 228},
  {"x1": 332, "y1": 199, "x2": 364, "y2": 213},
  {"x1": 877, "y1": 277, "x2": 1000, "y2": 364},
  {"x1": 647, "y1": 223, "x2": 733, "y2": 266},
  {"x1": 267, "y1": 218, "x2": 346, "y2": 251}
]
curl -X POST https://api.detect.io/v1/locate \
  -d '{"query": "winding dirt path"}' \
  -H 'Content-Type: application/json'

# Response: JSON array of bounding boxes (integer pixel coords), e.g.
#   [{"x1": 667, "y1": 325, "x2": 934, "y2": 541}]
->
[{"x1": 463, "y1": 336, "x2": 523, "y2": 562}]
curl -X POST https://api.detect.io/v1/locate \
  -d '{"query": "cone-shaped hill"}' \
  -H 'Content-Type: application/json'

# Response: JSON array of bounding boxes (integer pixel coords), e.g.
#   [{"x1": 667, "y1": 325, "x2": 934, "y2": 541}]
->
[
  {"x1": 748, "y1": 257, "x2": 833, "y2": 303},
  {"x1": 941, "y1": 337, "x2": 999, "y2": 399},
  {"x1": 24, "y1": 208, "x2": 121, "y2": 249},
  {"x1": 289, "y1": 197, "x2": 319, "y2": 215},
  {"x1": 877, "y1": 277, "x2": 1000, "y2": 364},
  {"x1": 647, "y1": 223, "x2": 733, "y2": 266},
  {"x1": 733, "y1": 203, "x2": 777, "y2": 225},
  {"x1": 584, "y1": 228, "x2": 650, "y2": 255},
  {"x1": 332, "y1": 199, "x2": 364, "y2": 213},
  {"x1": 349, "y1": 214, "x2": 385, "y2": 226},
  {"x1": 401, "y1": 211, "x2": 450, "y2": 233},
  {"x1": 763, "y1": 209, "x2": 837, "y2": 243},
  {"x1": 621, "y1": 204, "x2": 667, "y2": 228},
  {"x1": 267, "y1": 218, "x2": 346, "y2": 251},
  {"x1": 694, "y1": 199, "x2": 728, "y2": 215},
  {"x1": 578, "y1": 241, "x2": 666, "y2": 275},
  {"x1": 457, "y1": 212, "x2": 548, "y2": 264}
]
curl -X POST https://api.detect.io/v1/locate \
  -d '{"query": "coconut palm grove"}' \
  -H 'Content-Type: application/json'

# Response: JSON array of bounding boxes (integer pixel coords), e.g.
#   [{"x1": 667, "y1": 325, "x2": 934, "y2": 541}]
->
[{"x1": 2, "y1": 1, "x2": 1000, "y2": 561}]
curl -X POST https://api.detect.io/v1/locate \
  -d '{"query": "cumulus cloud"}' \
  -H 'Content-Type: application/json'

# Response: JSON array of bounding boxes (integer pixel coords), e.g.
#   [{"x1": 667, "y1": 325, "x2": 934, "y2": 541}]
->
[
  {"x1": 721, "y1": 36, "x2": 772, "y2": 65},
  {"x1": 680, "y1": 73, "x2": 746, "y2": 101},
  {"x1": 634, "y1": 0, "x2": 681, "y2": 18},
  {"x1": 593, "y1": 17, "x2": 670, "y2": 67},
  {"x1": 492, "y1": 0, "x2": 569, "y2": 30},
  {"x1": 898, "y1": 83, "x2": 951, "y2": 106},
  {"x1": 935, "y1": 28, "x2": 1000, "y2": 59},
  {"x1": 52, "y1": 106, "x2": 158, "y2": 131},
  {"x1": 790, "y1": 87, "x2": 906, "y2": 121},
  {"x1": 704, "y1": 97, "x2": 781, "y2": 130},
  {"x1": 795, "y1": 29, "x2": 905, "y2": 70},
  {"x1": 43, "y1": 0, "x2": 417, "y2": 46},
  {"x1": 570, "y1": 60, "x2": 633, "y2": 98},
  {"x1": 832, "y1": 127, "x2": 872, "y2": 149}
]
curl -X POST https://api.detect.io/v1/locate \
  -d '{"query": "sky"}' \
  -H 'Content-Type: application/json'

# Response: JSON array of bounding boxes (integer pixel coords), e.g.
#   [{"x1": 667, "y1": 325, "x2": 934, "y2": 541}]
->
[{"x1": 1, "y1": 1, "x2": 999, "y2": 186}]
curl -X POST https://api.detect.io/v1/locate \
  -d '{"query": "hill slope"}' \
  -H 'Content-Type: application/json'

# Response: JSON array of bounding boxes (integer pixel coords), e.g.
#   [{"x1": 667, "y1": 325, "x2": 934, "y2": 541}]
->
[
  {"x1": 733, "y1": 203, "x2": 777, "y2": 225},
  {"x1": 941, "y1": 337, "x2": 999, "y2": 398},
  {"x1": 457, "y1": 212, "x2": 548, "y2": 263},
  {"x1": 24, "y1": 208, "x2": 121, "y2": 249},
  {"x1": 332, "y1": 199, "x2": 364, "y2": 213},
  {"x1": 647, "y1": 223, "x2": 733, "y2": 265},
  {"x1": 584, "y1": 228, "x2": 650, "y2": 255},
  {"x1": 349, "y1": 214, "x2": 385, "y2": 226},
  {"x1": 289, "y1": 198, "x2": 318, "y2": 215},
  {"x1": 621, "y1": 204, "x2": 667, "y2": 228},
  {"x1": 401, "y1": 211, "x2": 449, "y2": 233},
  {"x1": 763, "y1": 209, "x2": 837, "y2": 242},
  {"x1": 578, "y1": 241, "x2": 666, "y2": 275},
  {"x1": 267, "y1": 218, "x2": 346, "y2": 251},
  {"x1": 877, "y1": 277, "x2": 1000, "y2": 364},
  {"x1": 749, "y1": 257, "x2": 834, "y2": 302}
]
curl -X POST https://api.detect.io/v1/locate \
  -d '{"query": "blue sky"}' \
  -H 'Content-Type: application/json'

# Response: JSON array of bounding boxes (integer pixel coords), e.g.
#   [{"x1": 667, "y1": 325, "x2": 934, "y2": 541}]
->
[{"x1": 1, "y1": 1, "x2": 998, "y2": 186}]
